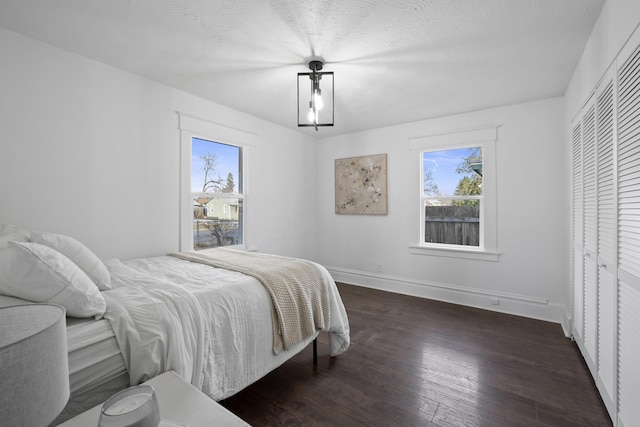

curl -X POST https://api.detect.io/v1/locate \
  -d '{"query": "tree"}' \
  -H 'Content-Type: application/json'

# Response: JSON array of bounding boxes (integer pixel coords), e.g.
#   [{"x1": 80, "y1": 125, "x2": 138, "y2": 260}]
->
[
  {"x1": 209, "y1": 222, "x2": 237, "y2": 247},
  {"x1": 454, "y1": 148, "x2": 482, "y2": 206},
  {"x1": 200, "y1": 153, "x2": 223, "y2": 192},
  {"x1": 453, "y1": 176, "x2": 482, "y2": 206},
  {"x1": 423, "y1": 168, "x2": 440, "y2": 196},
  {"x1": 455, "y1": 147, "x2": 482, "y2": 177},
  {"x1": 222, "y1": 172, "x2": 235, "y2": 193}
]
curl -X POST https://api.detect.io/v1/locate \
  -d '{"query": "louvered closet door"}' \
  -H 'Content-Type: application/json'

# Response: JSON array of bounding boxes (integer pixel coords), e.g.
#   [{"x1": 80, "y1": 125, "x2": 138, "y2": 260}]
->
[
  {"x1": 582, "y1": 100, "x2": 599, "y2": 369},
  {"x1": 582, "y1": 100, "x2": 599, "y2": 368},
  {"x1": 572, "y1": 120, "x2": 584, "y2": 342},
  {"x1": 617, "y1": 39, "x2": 640, "y2": 427},
  {"x1": 596, "y1": 76, "x2": 616, "y2": 414}
]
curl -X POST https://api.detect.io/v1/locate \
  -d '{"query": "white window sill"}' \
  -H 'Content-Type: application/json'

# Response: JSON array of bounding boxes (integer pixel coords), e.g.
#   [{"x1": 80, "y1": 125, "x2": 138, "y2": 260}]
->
[{"x1": 409, "y1": 245, "x2": 500, "y2": 262}]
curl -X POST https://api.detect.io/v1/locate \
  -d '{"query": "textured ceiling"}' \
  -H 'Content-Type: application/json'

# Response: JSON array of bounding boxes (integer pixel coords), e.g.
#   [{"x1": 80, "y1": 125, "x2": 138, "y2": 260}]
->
[{"x1": 0, "y1": 0, "x2": 605, "y2": 137}]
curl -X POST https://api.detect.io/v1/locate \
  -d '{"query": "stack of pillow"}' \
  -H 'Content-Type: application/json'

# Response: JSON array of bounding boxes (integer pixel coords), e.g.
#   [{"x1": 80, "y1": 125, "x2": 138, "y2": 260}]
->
[{"x1": 0, "y1": 223, "x2": 110, "y2": 318}]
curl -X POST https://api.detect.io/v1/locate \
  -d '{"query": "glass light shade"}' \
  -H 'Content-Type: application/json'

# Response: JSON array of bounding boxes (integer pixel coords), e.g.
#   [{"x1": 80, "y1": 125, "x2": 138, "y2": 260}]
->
[
  {"x1": 307, "y1": 99, "x2": 316, "y2": 123},
  {"x1": 99, "y1": 385, "x2": 160, "y2": 427},
  {"x1": 313, "y1": 90, "x2": 323, "y2": 110}
]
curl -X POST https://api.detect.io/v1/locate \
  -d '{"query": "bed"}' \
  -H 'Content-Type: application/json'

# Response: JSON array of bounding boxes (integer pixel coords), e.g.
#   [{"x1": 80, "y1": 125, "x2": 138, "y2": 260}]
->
[{"x1": 0, "y1": 224, "x2": 350, "y2": 424}]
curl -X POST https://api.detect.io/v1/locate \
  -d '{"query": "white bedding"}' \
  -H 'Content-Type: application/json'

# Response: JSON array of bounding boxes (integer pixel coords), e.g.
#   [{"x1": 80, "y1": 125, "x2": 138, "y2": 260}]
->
[
  {"x1": 65, "y1": 318, "x2": 126, "y2": 394},
  {"x1": 102, "y1": 253, "x2": 350, "y2": 401},
  {"x1": 57, "y1": 318, "x2": 129, "y2": 423}
]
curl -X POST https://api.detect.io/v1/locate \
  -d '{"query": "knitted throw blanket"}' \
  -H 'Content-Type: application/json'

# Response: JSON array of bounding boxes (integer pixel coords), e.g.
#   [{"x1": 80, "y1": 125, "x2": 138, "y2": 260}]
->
[{"x1": 170, "y1": 248, "x2": 329, "y2": 354}]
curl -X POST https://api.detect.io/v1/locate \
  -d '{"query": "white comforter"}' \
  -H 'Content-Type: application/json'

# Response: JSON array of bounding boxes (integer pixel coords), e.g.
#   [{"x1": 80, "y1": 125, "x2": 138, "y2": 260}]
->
[{"x1": 102, "y1": 254, "x2": 350, "y2": 400}]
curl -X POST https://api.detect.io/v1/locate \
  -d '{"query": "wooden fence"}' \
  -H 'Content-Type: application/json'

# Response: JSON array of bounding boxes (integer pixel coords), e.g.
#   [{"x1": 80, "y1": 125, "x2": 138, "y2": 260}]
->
[{"x1": 425, "y1": 205, "x2": 479, "y2": 246}]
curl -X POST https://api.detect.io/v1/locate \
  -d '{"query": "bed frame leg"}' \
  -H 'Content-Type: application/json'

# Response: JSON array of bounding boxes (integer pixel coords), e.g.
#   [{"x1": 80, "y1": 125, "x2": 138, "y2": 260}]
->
[{"x1": 313, "y1": 337, "x2": 318, "y2": 366}]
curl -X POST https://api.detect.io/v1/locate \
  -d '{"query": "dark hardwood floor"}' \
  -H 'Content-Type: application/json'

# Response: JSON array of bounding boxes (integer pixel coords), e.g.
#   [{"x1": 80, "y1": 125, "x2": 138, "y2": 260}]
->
[{"x1": 220, "y1": 283, "x2": 612, "y2": 426}]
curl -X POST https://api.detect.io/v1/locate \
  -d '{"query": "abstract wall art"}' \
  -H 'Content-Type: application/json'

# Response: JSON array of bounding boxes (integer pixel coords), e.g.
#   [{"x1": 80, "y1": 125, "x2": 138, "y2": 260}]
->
[{"x1": 335, "y1": 153, "x2": 388, "y2": 215}]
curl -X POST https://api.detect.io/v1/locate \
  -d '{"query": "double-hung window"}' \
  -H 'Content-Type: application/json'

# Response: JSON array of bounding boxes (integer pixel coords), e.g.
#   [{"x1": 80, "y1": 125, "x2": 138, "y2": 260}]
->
[
  {"x1": 191, "y1": 138, "x2": 243, "y2": 249},
  {"x1": 421, "y1": 146, "x2": 483, "y2": 247},
  {"x1": 179, "y1": 113, "x2": 254, "y2": 251},
  {"x1": 410, "y1": 127, "x2": 499, "y2": 261}
]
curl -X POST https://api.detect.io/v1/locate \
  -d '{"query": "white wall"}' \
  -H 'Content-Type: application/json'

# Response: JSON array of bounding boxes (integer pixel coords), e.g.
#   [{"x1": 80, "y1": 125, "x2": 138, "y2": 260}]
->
[
  {"x1": 316, "y1": 97, "x2": 569, "y2": 324},
  {"x1": 565, "y1": 0, "x2": 640, "y2": 119},
  {"x1": 0, "y1": 28, "x2": 318, "y2": 261}
]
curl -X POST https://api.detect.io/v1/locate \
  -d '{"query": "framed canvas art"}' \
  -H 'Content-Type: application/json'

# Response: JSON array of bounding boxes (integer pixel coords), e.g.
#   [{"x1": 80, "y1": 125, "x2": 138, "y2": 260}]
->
[{"x1": 335, "y1": 153, "x2": 388, "y2": 215}]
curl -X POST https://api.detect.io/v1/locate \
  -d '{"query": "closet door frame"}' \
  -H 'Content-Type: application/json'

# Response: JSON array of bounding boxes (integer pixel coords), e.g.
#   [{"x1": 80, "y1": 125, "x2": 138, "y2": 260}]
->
[{"x1": 570, "y1": 109, "x2": 585, "y2": 346}]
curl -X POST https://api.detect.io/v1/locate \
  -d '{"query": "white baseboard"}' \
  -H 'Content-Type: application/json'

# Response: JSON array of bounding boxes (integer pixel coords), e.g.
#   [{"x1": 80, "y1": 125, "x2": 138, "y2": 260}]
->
[{"x1": 328, "y1": 266, "x2": 566, "y2": 325}]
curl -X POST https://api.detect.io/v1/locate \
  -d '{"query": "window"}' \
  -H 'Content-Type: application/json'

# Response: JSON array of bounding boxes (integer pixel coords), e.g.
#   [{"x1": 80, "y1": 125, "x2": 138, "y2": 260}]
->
[
  {"x1": 191, "y1": 138, "x2": 243, "y2": 250},
  {"x1": 178, "y1": 112, "x2": 255, "y2": 252},
  {"x1": 409, "y1": 127, "x2": 498, "y2": 261},
  {"x1": 422, "y1": 147, "x2": 483, "y2": 247}
]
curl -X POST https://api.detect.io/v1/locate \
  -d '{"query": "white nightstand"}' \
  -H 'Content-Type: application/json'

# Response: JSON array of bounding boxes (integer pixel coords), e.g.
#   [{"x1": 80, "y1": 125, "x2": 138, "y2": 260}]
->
[{"x1": 59, "y1": 371, "x2": 250, "y2": 427}]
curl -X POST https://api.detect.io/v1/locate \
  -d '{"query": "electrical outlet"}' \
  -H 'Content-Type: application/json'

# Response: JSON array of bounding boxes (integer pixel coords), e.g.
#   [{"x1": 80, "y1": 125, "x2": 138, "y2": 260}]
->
[
  {"x1": 491, "y1": 299, "x2": 500, "y2": 305},
  {"x1": 376, "y1": 263, "x2": 383, "y2": 272}
]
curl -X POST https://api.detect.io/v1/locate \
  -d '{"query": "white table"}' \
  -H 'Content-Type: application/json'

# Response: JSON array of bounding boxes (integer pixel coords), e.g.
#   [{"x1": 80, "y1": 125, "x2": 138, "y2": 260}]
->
[{"x1": 59, "y1": 371, "x2": 250, "y2": 427}]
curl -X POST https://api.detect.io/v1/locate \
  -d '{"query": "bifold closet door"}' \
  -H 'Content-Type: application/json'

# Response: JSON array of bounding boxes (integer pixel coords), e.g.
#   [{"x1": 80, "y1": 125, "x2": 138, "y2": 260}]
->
[
  {"x1": 595, "y1": 75, "x2": 616, "y2": 415},
  {"x1": 572, "y1": 120, "x2": 584, "y2": 344},
  {"x1": 616, "y1": 38, "x2": 640, "y2": 427},
  {"x1": 582, "y1": 100, "x2": 598, "y2": 368}
]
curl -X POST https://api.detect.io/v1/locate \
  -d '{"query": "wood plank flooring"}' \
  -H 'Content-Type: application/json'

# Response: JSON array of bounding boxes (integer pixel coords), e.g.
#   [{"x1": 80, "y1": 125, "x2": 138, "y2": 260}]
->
[{"x1": 220, "y1": 283, "x2": 612, "y2": 426}]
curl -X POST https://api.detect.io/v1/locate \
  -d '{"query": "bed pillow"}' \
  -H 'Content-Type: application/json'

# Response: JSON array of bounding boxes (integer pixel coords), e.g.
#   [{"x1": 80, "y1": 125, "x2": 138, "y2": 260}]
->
[
  {"x1": 0, "y1": 241, "x2": 106, "y2": 318},
  {"x1": 30, "y1": 231, "x2": 112, "y2": 291},
  {"x1": 0, "y1": 223, "x2": 30, "y2": 248}
]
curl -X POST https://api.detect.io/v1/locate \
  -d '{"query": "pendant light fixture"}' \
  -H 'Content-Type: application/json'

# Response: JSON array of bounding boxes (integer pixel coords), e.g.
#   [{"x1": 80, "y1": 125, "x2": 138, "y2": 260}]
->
[{"x1": 297, "y1": 59, "x2": 334, "y2": 130}]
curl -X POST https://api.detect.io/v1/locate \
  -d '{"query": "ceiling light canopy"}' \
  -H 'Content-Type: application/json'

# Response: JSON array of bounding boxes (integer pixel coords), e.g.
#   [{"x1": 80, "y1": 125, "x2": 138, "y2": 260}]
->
[{"x1": 298, "y1": 59, "x2": 334, "y2": 131}]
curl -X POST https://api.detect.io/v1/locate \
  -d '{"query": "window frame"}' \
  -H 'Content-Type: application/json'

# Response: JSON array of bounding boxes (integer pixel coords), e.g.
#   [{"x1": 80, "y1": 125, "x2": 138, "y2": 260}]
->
[
  {"x1": 191, "y1": 139, "x2": 243, "y2": 249},
  {"x1": 178, "y1": 112, "x2": 255, "y2": 252},
  {"x1": 421, "y1": 145, "x2": 484, "y2": 249},
  {"x1": 409, "y1": 126, "x2": 499, "y2": 261}
]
